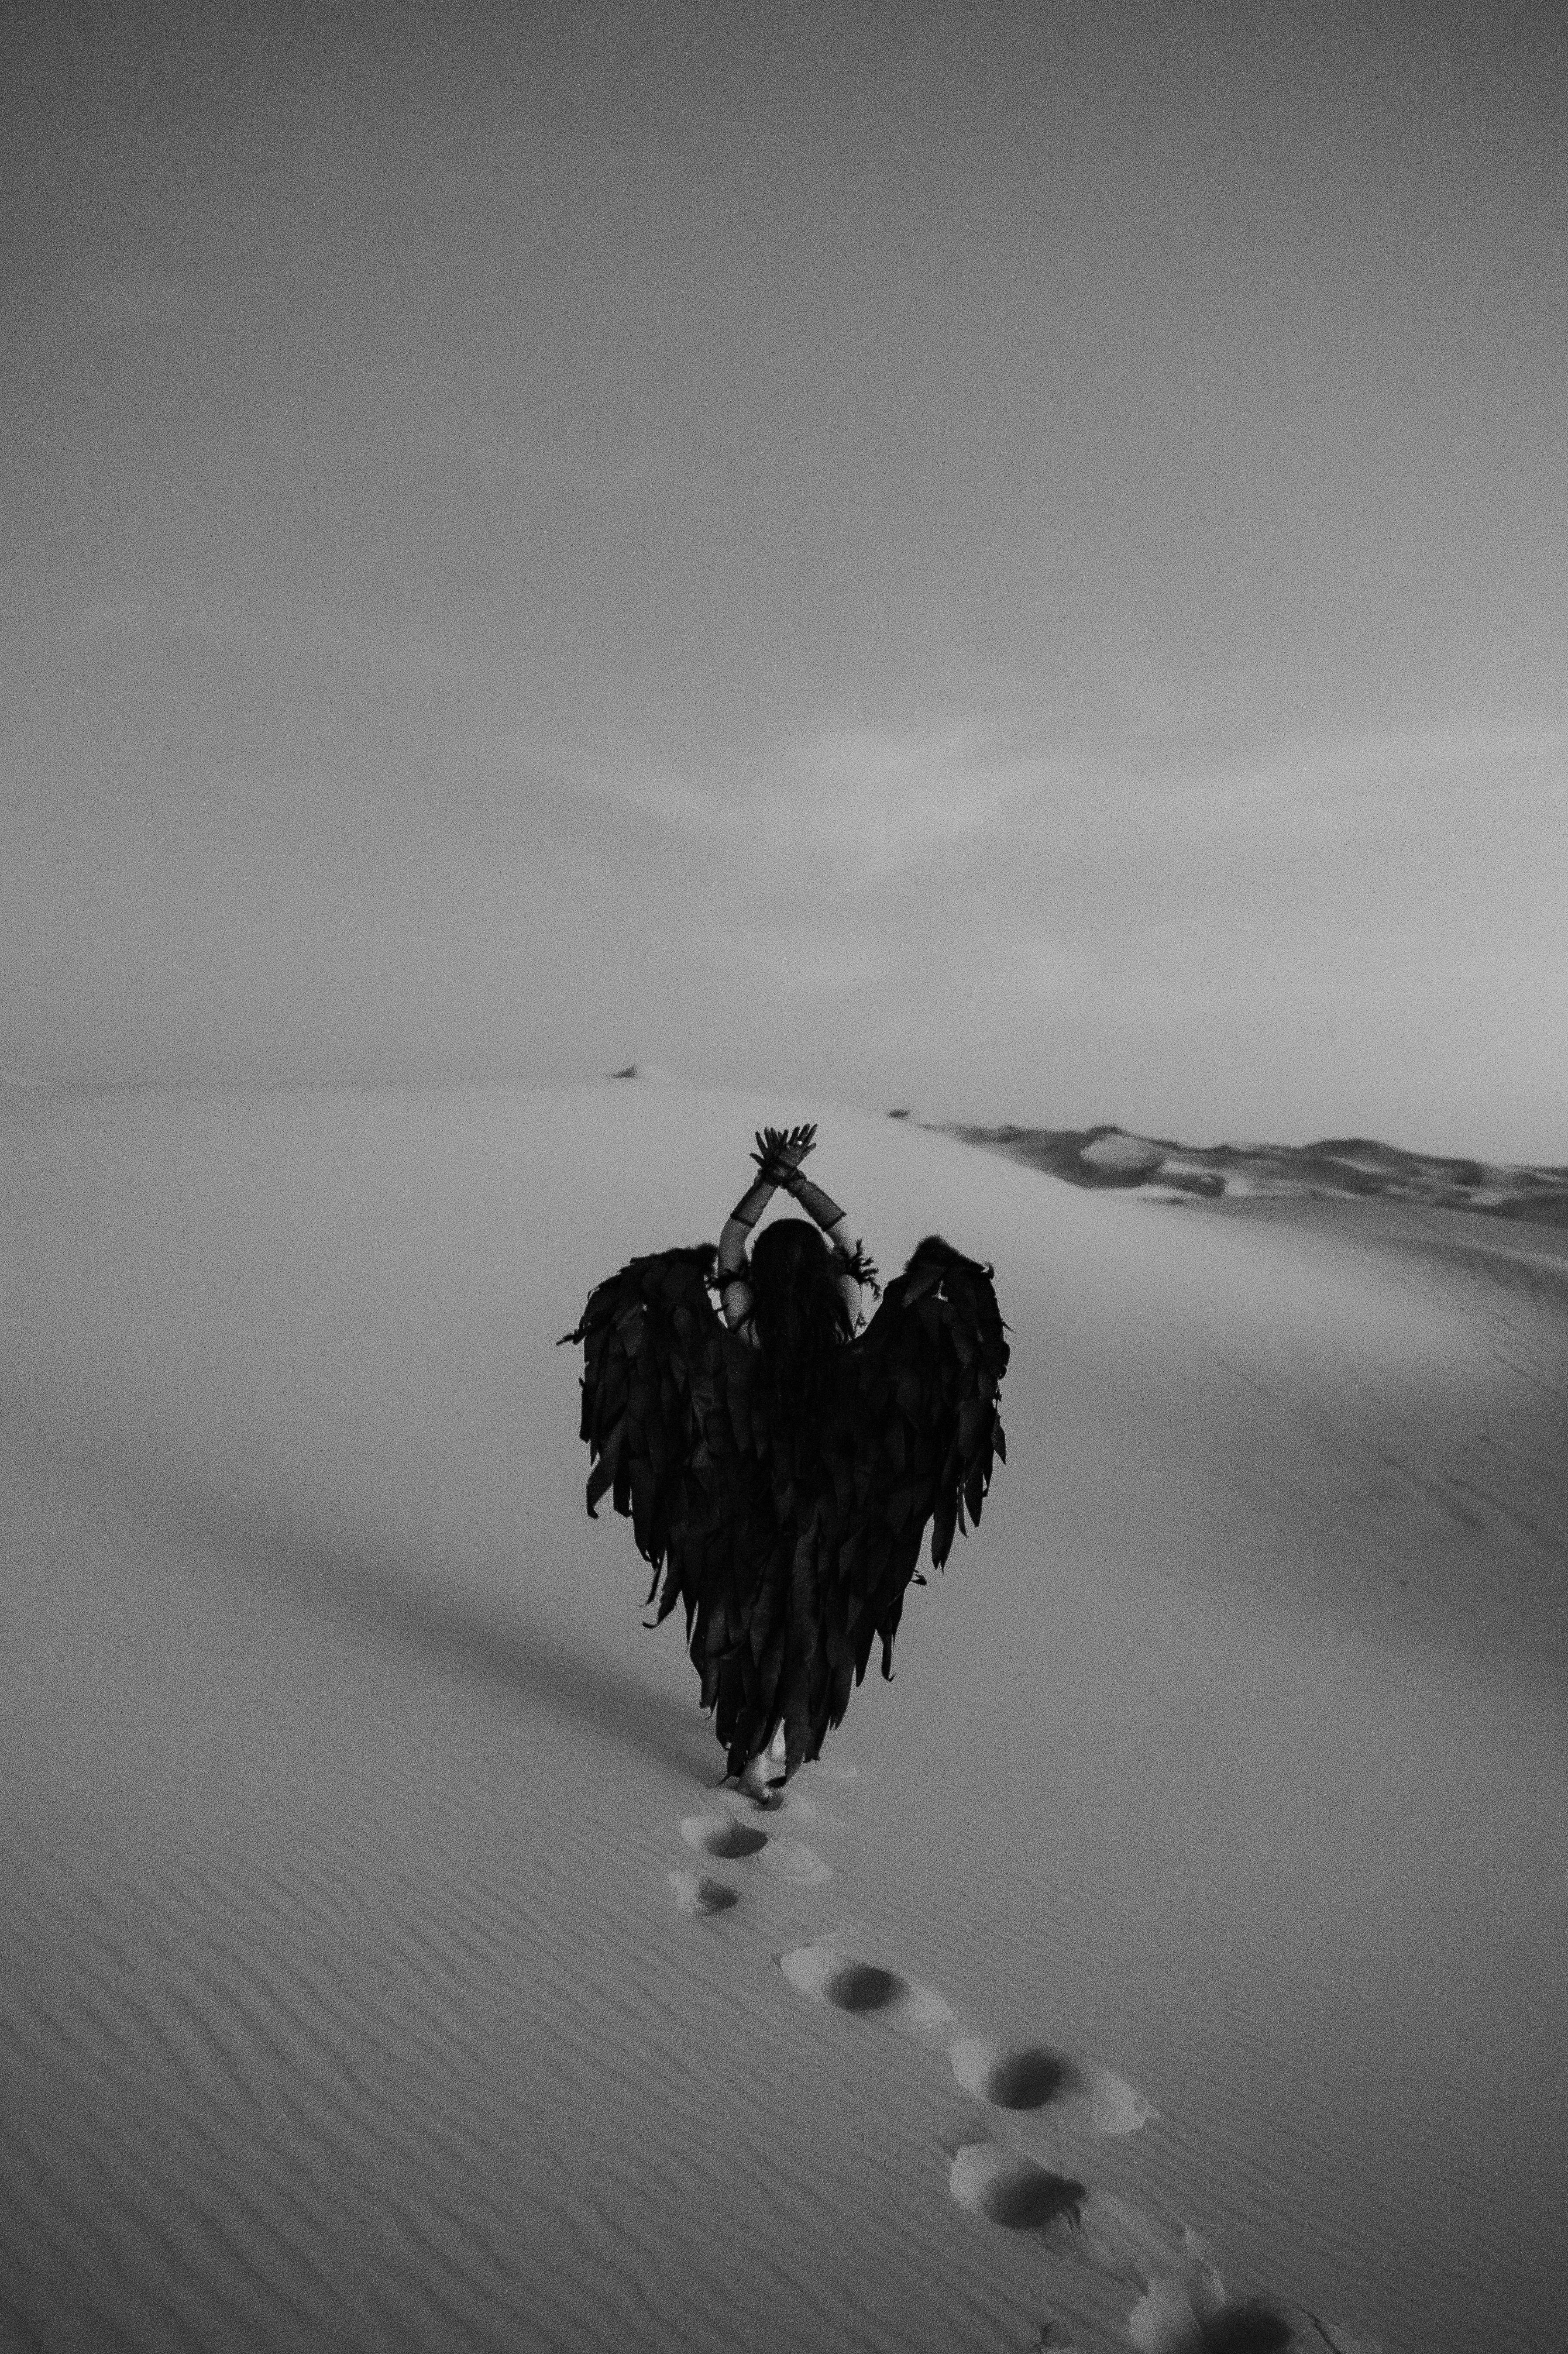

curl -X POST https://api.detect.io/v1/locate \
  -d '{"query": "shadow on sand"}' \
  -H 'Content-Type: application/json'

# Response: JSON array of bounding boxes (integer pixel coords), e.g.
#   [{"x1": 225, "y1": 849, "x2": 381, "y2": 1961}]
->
[
  {"x1": 12, "y1": 1413, "x2": 708, "y2": 1780},
  {"x1": 185, "y1": 1487, "x2": 709, "y2": 1776}
]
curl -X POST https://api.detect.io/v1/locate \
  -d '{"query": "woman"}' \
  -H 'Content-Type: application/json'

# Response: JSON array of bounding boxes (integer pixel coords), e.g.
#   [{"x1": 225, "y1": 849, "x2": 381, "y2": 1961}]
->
[{"x1": 562, "y1": 1126, "x2": 1008, "y2": 1799}]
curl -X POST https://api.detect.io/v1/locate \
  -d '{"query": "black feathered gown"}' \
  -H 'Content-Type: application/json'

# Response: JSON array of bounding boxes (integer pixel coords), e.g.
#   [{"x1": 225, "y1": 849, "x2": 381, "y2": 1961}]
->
[{"x1": 560, "y1": 1235, "x2": 1009, "y2": 1774}]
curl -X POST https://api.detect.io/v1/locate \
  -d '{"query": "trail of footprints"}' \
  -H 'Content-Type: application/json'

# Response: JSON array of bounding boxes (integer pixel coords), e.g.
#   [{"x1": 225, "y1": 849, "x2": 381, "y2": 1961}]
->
[{"x1": 664, "y1": 1771, "x2": 1381, "y2": 2354}]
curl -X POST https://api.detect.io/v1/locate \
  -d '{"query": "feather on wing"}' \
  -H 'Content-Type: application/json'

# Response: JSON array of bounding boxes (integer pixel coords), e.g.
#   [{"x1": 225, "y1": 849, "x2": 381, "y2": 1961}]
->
[
  {"x1": 822, "y1": 1234, "x2": 1009, "y2": 1702},
  {"x1": 560, "y1": 1245, "x2": 795, "y2": 1763},
  {"x1": 561, "y1": 1245, "x2": 736, "y2": 1612}
]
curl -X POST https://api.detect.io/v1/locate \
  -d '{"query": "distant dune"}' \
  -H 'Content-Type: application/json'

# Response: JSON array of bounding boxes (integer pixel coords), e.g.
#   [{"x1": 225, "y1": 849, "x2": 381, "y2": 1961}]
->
[
  {"x1": 930, "y1": 1117, "x2": 1568, "y2": 1226},
  {"x1": 1, "y1": 1081, "x2": 1564, "y2": 2353}
]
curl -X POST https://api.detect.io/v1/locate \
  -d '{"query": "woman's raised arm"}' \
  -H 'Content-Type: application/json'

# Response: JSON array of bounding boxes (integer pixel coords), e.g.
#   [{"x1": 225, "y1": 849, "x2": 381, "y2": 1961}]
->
[
  {"x1": 718, "y1": 1170, "x2": 778, "y2": 1280},
  {"x1": 717, "y1": 1126, "x2": 817, "y2": 1330},
  {"x1": 718, "y1": 1125, "x2": 873, "y2": 1329}
]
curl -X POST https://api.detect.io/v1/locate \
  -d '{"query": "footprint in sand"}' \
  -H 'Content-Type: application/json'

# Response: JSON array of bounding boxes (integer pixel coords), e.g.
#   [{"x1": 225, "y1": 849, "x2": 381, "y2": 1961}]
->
[
  {"x1": 779, "y1": 1942, "x2": 954, "y2": 2031},
  {"x1": 1128, "y1": 2266, "x2": 1293, "y2": 2353},
  {"x1": 667, "y1": 1870, "x2": 739, "y2": 1917},
  {"x1": 756, "y1": 1836, "x2": 832, "y2": 1886},
  {"x1": 952, "y1": 2161, "x2": 1299, "y2": 2354},
  {"x1": 950, "y1": 2148, "x2": 1225, "y2": 2324},
  {"x1": 951, "y1": 2037, "x2": 1075, "y2": 2110},
  {"x1": 680, "y1": 1813, "x2": 831, "y2": 1886},
  {"x1": 950, "y1": 2036, "x2": 1156, "y2": 2134},
  {"x1": 948, "y1": 2144, "x2": 1087, "y2": 2239},
  {"x1": 681, "y1": 1813, "x2": 768, "y2": 1860},
  {"x1": 765, "y1": 1790, "x2": 1366, "y2": 2354}
]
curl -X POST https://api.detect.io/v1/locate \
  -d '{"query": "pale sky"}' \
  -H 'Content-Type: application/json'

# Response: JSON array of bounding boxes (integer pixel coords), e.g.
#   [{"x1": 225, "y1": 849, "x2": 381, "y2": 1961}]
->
[{"x1": 4, "y1": 2, "x2": 1565, "y2": 1158}]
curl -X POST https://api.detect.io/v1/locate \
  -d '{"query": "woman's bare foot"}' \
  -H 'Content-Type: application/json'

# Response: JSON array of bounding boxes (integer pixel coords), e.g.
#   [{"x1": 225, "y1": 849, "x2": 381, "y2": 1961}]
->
[{"x1": 739, "y1": 1721, "x2": 788, "y2": 1803}]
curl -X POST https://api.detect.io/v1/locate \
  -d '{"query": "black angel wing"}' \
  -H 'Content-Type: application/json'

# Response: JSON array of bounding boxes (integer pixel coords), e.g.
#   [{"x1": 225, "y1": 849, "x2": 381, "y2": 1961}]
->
[
  {"x1": 559, "y1": 1246, "x2": 792, "y2": 1759},
  {"x1": 562, "y1": 1231, "x2": 1008, "y2": 1780},
  {"x1": 812, "y1": 1234, "x2": 1009, "y2": 1730},
  {"x1": 560, "y1": 1244, "x2": 736, "y2": 1607}
]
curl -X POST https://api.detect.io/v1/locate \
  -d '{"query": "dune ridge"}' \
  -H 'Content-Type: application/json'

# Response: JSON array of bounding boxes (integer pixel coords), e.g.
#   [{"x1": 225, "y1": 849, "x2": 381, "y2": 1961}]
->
[{"x1": 934, "y1": 1115, "x2": 1568, "y2": 1225}]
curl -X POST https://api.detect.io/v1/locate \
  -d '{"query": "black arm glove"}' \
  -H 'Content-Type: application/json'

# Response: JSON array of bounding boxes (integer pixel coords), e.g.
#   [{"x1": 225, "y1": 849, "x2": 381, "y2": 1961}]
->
[{"x1": 751, "y1": 1123, "x2": 817, "y2": 1191}]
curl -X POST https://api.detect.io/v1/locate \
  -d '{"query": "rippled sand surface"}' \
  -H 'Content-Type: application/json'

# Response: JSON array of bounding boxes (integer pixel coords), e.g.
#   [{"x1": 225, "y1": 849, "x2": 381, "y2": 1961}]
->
[{"x1": 2, "y1": 1081, "x2": 1563, "y2": 2353}]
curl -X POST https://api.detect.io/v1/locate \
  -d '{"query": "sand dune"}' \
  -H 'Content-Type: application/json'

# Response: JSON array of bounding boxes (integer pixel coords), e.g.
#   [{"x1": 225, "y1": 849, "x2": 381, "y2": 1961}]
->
[
  {"x1": 1, "y1": 1082, "x2": 1564, "y2": 2352},
  {"x1": 940, "y1": 1115, "x2": 1568, "y2": 1225}
]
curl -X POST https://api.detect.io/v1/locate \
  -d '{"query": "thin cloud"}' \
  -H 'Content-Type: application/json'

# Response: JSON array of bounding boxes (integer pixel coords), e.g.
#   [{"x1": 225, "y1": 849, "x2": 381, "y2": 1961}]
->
[
  {"x1": 551, "y1": 708, "x2": 1568, "y2": 889},
  {"x1": 1187, "y1": 718, "x2": 1568, "y2": 818},
  {"x1": 1015, "y1": 716, "x2": 1568, "y2": 856},
  {"x1": 774, "y1": 722, "x2": 1036, "y2": 882},
  {"x1": 516, "y1": 743, "x2": 732, "y2": 837},
  {"x1": 698, "y1": 923, "x2": 892, "y2": 996},
  {"x1": 521, "y1": 717, "x2": 1043, "y2": 887}
]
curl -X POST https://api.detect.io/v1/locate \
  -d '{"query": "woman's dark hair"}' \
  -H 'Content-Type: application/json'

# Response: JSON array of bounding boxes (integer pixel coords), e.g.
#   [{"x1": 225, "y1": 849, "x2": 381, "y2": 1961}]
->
[{"x1": 746, "y1": 1218, "x2": 852, "y2": 1442}]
